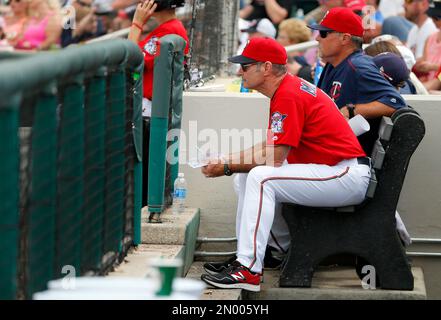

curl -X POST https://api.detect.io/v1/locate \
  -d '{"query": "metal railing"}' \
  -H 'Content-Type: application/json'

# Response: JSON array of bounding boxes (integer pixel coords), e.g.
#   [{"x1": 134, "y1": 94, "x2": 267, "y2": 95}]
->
[{"x1": 285, "y1": 40, "x2": 318, "y2": 54}]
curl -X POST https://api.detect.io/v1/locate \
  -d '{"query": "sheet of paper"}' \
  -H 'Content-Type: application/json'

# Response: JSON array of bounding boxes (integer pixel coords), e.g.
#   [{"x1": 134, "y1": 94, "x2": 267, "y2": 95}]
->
[{"x1": 187, "y1": 147, "x2": 224, "y2": 169}]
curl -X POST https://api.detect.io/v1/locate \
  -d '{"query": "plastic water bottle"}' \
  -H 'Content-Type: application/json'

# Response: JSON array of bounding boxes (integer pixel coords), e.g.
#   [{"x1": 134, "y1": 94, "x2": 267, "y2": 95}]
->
[
  {"x1": 314, "y1": 59, "x2": 324, "y2": 86},
  {"x1": 172, "y1": 173, "x2": 187, "y2": 214},
  {"x1": 296, "y1": 8, "x2": 304, "y2": 20},
  {"x1": 240, "y1": 79, "x2": 249, "y2": 92}
]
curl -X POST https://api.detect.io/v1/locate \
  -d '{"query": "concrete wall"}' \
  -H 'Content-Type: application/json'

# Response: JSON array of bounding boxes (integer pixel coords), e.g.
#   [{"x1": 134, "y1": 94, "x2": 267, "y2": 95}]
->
[{"x1": 179, "y1": 92, "x2": 441, "y2": 298}]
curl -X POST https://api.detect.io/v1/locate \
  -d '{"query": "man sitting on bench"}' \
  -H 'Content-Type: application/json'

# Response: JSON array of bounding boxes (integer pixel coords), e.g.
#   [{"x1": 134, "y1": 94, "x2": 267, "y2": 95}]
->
[
  {"x1": 309, "y1": 7, "x2": 410, "y2": 245},
  {"x1": 199, "y1": 37, "x2": 370, "y2": 292}
]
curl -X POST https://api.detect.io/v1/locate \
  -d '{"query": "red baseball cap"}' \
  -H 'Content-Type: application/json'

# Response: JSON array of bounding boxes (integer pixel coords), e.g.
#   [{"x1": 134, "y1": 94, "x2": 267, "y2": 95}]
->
[
  {"x1": 228, "y1": 37, "x2": 288, "y2": 65},
  {"x1": 308, "y1": 7, "x2": 364, "y2": 37},
  {"x1": 344, "y1": 0, "x2": 366, "y2": 12}
]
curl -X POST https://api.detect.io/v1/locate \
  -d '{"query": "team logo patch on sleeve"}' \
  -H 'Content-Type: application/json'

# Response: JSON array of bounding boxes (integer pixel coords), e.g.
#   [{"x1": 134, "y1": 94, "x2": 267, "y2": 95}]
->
[
  {"x1": 300, "y1": 81, "x2": 317, "y2": 97},
  {"x1": 270, "y1": 112, "x2": 287, "y2": 133},
  {"x1": 144, "y1": 36, "x2": 158, "y2": 56}
]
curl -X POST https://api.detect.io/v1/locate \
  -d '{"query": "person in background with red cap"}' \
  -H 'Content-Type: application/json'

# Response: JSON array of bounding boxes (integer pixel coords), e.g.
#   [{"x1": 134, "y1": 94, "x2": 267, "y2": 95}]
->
[
  {"x1": 344, "y1": 0, "x2": 365, "y2": 15},
  {"x1": 344, "y1": 0, "x2": 383, "y2": 42},
  {"x1": 304, "y1": 0, "x2": 344, "y2": 25},
  {"x1": 199, "y1": 37, "x2": 370, "y2": 292},
  {"x1": 128, "y1": 0, "x2": 188, "y2": 112},
  {"x1": 309, "y1": 7, "x2": 411, "y2": 251}
]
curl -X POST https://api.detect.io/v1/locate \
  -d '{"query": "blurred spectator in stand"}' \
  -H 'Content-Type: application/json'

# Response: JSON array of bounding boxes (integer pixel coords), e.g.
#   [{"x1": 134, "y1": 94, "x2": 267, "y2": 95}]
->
[
  {"x1": 61, "y1": 0, "x2": 106, "y2": 47},
  {"x1": 236, "y1": 18, "x2": 277, "y2": 73},
  {"x1": 363, "y1": 0, "x2": 383, "y2": 42},
  {"x1": 343, "y1": 0, "x2": 365, "y2": 15},
  {"x1": 366, "y1": 0, "x2": 383, "y2": 23},
  {"x1": 276, "y1": 18, "x2": 313, "y2": 81},
  {"x1": 240, "y1": 0, "x2": 294, "y2": 25},
  {"x1": 424, "y1": 65, "x2": 441, "y2": 92},
  {"x1": 277, "y1": 17, "x2": 311, "y2": 45},
  {"x1": 371, "y1": 34, "x2": 416, "y2": 70},
  {"x1": 365, "y1": 38, "x2": 429, "y2": 94},
  {"x1": 112, "y1": 5, "x2": 138, "y2": 31},
  {"x1": 15, "y1": 0, "x2": 62, "y2": 50},
  {"x1": 241, "y1": 18, "x2": 277, "y2": 39},
  {"x1": 404, "y1": 0, "x2": 437, "y2": 59},
  {"x1": 2, "y1": 0, "x2": 28, "y2": 48},
  {"x1": 379, "y1": 0, "x2": 413, "y2": 43},
  {"x1": 0, "y1": 16, "x2": 4, "y2": 39},
  {"x1": 380, "y1": 0, "x2": 414, "y2": 43},
  {"x1": 304, "y1": 0, "x2": 343, "y2": 25},
  {"x1": 111, "y1": 0, "x2": 137, "y2": 10},
  {"x1": 413, "y1": 1, "x2": 441, "y2": 83},
  {"x1": 373, "y1": 52, "x2": 410, "y2": 91},
  {"x1": 0, "y1": 15, "x2": 12, "y2": 50},
  {"x1": 237, "y1": 18, "x2": 276, "y2": 54},
  {"x1": 379, "y1": 0, "x2": 404, "y2": 18}
]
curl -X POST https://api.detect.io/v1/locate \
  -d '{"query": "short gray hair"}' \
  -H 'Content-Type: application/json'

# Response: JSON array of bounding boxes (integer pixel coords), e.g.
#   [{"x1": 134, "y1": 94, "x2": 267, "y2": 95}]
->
[
  {"x1": 350, "y1": 36, "x2": 363, "y2": 49},
  {"x1": 271, "y1": 64, "x2": 287, "y2": 76}
]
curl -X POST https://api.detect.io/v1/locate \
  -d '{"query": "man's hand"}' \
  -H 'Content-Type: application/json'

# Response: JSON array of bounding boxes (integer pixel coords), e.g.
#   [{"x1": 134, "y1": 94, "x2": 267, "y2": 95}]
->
[
  {"x1": 201, "y1": 159, "x2": 226, "y2": 178},
  {"x1": 415, "y1": 61, "x2": 438, "y2": 73},
  {"x1": 74, "y1": 10, "x2": 97, "y2": 37},
  {"x1": 340, "y1": 106, "x2": 350, "y2": 120},
  {"x1": 133, "y1": 0, "x2": 157, "y2": 26}
]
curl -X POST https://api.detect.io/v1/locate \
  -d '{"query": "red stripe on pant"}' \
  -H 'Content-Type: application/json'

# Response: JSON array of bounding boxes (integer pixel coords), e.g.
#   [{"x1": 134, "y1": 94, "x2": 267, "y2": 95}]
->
[{"x1": 248, "y1": 167, "x2": 350, "y2": 270}]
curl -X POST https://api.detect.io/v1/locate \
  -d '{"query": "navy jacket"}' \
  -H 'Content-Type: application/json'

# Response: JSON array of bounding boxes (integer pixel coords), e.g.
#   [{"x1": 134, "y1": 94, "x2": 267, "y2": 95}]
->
[{"x1": 318, "y1": 50, "x2": 406, "y2": 154}]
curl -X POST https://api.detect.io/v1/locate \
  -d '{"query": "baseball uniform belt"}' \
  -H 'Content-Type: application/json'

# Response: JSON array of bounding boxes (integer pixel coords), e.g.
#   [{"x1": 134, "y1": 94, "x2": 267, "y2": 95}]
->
[{"x1": 357, "y1": 157, "x2": 371, "y2": 167}]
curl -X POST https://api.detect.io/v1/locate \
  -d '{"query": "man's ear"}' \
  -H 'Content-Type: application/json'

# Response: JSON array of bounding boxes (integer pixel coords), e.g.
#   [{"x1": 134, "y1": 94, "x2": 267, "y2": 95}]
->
[
  {"x1": 341, "y1": 33, "x2": 352, "y2": 45},
  {"x1": 264, "y1": 61, "x2": 272, "y2": 75}
]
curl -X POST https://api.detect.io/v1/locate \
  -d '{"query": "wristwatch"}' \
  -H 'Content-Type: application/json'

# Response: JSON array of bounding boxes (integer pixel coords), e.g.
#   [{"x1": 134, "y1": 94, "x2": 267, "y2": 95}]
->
[
  {"x1": 347, "y1": 104, "x2": 356, "y2": 119},
  {"x1": 224, "y1": 163, "x2": 233, "y2": 176}
]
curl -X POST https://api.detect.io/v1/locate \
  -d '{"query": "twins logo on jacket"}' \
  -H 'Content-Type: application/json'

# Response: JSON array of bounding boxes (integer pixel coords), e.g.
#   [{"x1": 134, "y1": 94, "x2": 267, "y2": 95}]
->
[{"x1": 330, "y1": 81, "x2": 342, "y2": 101}]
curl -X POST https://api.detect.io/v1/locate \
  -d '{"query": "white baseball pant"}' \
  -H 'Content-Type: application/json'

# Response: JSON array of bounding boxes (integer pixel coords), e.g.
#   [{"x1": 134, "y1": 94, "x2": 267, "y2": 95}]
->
[{"x1": 233, "y1": 158, "x2": 371, "y2": 273}]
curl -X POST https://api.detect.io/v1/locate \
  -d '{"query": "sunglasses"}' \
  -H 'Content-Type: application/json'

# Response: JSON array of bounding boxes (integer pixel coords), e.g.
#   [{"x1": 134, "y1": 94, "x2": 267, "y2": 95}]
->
[
  {"x1": 76, "y1": 0, "x2": 92, "y2": 7},
  {"x1": 319, "y1": 30, "x2": 337, "y2": 39},
  {"x1": 404, "y1": 0, "x2": 422, "y2": 4},
  {"x1": 5, "y1": 0, "x2": 22, "y2": 4},
  {"x1": 240, "y1": 62, "x2": 258, "y2": 72}
]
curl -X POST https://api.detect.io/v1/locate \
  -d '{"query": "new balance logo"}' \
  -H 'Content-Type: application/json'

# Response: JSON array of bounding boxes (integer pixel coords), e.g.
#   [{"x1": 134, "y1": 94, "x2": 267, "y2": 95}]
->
[{"x1": 231, "y1": 272, "x2": 245, "y2": 281}]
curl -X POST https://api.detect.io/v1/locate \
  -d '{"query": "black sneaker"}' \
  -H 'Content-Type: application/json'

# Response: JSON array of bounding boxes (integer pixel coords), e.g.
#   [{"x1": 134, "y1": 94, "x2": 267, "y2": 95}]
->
[
  {"x1": 203, "y1": 255, "x2": 237, "y2": 275},
  {"x1": 263, "y1": 247, "x2": 284, "y2": 270},
  {"x1": 201, "y1": 261, "x2": 261, "y2": 292}
]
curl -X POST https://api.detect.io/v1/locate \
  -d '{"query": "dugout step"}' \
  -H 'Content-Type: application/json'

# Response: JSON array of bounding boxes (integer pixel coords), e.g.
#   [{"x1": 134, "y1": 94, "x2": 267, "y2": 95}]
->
[
  {"x1": 142, "y1": 206, "x2": 200, "y2": 276},
  {"x1": 244, "y1": 266, "x2": 427, "y2": 300},
  {"x1": 186, "y1": 262, "x2": 243, "y2": 300}
]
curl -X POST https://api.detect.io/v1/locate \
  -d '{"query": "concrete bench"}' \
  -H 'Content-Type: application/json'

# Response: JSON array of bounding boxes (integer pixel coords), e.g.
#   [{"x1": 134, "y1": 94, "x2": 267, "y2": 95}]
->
[{"x1": 279, "y1": 108, "x2": 425, "y2": 290}]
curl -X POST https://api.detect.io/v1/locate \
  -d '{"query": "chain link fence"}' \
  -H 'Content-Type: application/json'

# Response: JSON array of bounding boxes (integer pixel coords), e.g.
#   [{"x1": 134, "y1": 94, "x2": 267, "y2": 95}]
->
[{"x1": 0, "y1": 40, "x2": 143, "y2": 299}]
